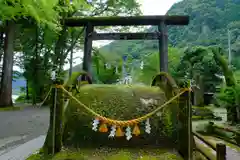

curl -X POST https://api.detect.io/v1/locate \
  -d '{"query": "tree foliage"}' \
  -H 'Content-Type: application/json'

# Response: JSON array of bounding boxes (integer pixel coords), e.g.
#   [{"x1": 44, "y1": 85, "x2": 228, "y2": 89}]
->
[
  {"x1": 92, "y1": 49, "x2": 121, "y2": 84},
  {"x1": 167, "y1": 0, "x2": 240, "y2": 48},
  {"x1": 175, "y1": 47, "x2": 222, "y2": 92},
  {"x1": 132, "y1": 47, "x2": 182, "y2": 84},
  {"x1": 0, "y1": 0, "x2": 141, "y2": 106},
  {"x1": 212, "y1": 47, "x2": 240, "y2": 123},
  {"x1": 0, "y1": 0, "x2": 60, "y2": 29}
]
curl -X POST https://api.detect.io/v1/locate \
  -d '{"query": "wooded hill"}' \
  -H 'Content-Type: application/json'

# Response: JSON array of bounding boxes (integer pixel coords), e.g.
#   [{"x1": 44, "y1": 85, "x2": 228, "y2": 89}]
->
[{"x1": 100, "y1": 0, "x2": 240, "y2": 68}]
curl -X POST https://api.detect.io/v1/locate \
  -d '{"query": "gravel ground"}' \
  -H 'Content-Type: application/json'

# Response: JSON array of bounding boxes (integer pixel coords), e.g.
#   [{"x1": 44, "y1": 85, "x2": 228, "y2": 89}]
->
[{"x1": 0, "y1": 106, "x2": 49, "y2": 155}]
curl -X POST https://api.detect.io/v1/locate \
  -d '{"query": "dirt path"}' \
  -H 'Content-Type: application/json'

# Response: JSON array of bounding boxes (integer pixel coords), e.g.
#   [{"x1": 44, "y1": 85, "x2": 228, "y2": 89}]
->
[{"x1": 0, "y1": 106, "x2": 49, "y2": 155}]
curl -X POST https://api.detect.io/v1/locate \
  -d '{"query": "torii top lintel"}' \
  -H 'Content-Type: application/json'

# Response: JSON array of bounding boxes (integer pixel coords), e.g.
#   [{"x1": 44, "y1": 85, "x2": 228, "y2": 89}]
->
[{"x1": 65, "y1": 15, "x2": 189, "y2": 27}]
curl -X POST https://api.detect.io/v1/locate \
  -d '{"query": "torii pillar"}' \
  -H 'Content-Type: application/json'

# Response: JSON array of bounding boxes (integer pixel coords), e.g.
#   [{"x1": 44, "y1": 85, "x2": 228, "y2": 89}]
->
[{"x1": 158, "y1": 21, "x2": 168, "y2": 72}]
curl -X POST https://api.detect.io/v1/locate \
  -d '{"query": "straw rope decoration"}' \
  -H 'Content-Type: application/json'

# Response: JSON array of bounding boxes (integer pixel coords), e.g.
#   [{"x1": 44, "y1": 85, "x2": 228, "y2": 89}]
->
[{"x1": 55, "y1": 84, "x2": 190, "y2": 140}]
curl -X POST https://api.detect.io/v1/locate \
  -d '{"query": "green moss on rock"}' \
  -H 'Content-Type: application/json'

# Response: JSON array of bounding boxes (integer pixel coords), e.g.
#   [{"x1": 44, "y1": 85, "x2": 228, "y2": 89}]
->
[
  {"x1": 62, "y1": 84, "x2": 178, "y2": 147},
  {"x1": 151, "y1": 72, "x2": 179, "y2": 97},
  {"x1": 151, "y1": 72, "x2": 180, "y2": 143}
]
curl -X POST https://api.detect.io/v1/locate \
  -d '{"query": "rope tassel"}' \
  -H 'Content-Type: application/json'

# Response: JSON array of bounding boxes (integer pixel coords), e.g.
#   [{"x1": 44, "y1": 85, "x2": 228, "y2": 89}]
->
[
  {"x1": 116, "y1": 126, "x2": 124, "y2": 137},
  {"x1": 59, "y1": 85, "x2": 190, "y2": 126},
  {"x1": 132, "y1": 124, "x2": 140, "y2": 136},
  {"x1": 92, "y1": 118, "x2": 99, "y2": 131},
  {"x1": 99, "y1": 123, "x2": 108, "y2": 132},
  {"x1": 57, "y1": 85, "x2": 191, "y2": 139},
  {"x1": 145, "y1": 118, "x2": 151, "y2": 134},
  {"x1": 108, "y1": 125, "x2": 116, "y2": 138},
  {"x1": 125, "y1": 126, "x2": 132, "y2": 140}
]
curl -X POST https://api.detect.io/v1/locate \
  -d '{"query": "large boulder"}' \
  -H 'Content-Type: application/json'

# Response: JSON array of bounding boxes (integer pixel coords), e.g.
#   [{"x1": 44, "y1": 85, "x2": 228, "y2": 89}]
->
[{"x1": 62, "y1": 84, "x2": 178, "y2": 147}]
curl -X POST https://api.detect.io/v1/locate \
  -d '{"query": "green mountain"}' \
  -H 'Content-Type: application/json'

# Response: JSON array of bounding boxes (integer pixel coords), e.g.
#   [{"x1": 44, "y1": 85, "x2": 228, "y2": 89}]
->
[
  {"x1": 100, "y1": 0, "x2": 240, "y2": 62},
  {"x1": 71, "y1": 0, "x2": 240, "y2": 72},
  {"x1": 167, "y1": 0, "x2": 240, "y2": 48}
]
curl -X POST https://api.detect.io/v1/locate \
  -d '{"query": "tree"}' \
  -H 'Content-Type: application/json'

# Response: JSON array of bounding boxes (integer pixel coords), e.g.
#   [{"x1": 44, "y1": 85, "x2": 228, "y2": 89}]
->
[
  {"x1": 174, "y1": 47, "x2": 222, "y2": 106},
  {"x1": 17, "y1": 0, "x2": 141, "y2": 95},
  {"x1": 0, "y1": 0, "x2": 60, "y2": 107},
  {"x1": 0, "y1": 20, "x2": 15, "y2": 107},
  {"x1": 0, "y1": 30, "x2": 3, "y2": 62},
  {"x1": 212, "y1": 47, "x2": 240, "y2": 124}
]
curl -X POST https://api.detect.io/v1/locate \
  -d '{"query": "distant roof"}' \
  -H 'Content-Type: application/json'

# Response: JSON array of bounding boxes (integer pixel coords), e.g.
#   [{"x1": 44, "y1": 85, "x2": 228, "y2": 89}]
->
[{"x1": 65, "y1": 15, "x2": 189, "y2": 27}]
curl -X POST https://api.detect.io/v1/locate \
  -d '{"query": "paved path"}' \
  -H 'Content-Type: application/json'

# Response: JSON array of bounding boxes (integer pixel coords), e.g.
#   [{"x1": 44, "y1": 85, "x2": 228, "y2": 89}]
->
[
  {"x1": 0, "y1": 106, "x2": 49, "y2": 159},
  {"x1": 0, "y1": 135, "x2": 46, "y2": 160}
]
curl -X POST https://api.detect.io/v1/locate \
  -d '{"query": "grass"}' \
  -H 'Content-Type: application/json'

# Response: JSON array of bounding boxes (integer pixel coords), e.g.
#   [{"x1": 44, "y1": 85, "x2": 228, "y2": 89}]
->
[
  {"x1": 27, "y1": 148, "x2": 183, "y2": 160},
  {"x1": 0, "y1": 106, "x2": 22, "y2": 112},
  {"x1": 0, "y1": 103, "x2": 32, "y2": 112}
]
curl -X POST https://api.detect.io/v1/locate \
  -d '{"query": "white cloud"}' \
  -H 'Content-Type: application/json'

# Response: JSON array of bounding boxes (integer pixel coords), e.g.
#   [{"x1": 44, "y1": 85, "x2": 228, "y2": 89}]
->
[{"x1": 138, "y1": 0, "x2": 181, "y2": 15}]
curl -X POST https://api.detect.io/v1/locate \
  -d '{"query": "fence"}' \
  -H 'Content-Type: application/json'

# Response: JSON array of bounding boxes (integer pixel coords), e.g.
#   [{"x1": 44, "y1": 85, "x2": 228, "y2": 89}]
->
[
  {"x1": 211, "y1": 123, "x2": 240, "y2": 147},
  {"x1": 193, "y1": 131, "x2": 226, "y2": 160}
]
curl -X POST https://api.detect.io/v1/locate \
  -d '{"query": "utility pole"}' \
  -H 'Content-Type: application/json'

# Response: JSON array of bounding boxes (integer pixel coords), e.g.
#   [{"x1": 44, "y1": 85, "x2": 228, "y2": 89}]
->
[{"x1": 228, "y1": 29, "x2": 232, "y2": 66}]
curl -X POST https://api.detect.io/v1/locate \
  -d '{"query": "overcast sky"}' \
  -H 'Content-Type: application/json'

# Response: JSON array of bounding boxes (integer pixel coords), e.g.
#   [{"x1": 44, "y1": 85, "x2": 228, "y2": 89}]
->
[
  {"x1": 139, "y1": 0, "x2": 181, "y2": 15},
  {"x1": 13, "y1": 0, "x2": 181, "y2": 71}
]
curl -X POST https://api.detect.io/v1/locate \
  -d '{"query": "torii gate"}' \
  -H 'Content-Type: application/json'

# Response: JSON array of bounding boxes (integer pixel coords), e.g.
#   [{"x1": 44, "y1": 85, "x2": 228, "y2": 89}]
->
[
  {"x1": 62, "y1": 15, "x2": 192, "y2": 159},
  {"x1": 65, "y1": 15, "x2": 189, "y2": 78}
]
